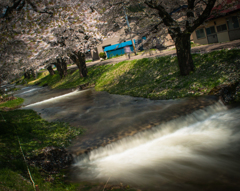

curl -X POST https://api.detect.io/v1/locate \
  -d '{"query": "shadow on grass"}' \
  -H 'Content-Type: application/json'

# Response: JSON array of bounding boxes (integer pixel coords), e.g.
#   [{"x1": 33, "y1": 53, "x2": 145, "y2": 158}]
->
[
  {"x1": 96, "y1": 49, "x2": 240, "y2": 99},
  {"x1": 0, "y1": 109, "x2": 82, "y2": 190},
  {"x1": 34, "y1": 65, "x2": 112, "y2": 89}
]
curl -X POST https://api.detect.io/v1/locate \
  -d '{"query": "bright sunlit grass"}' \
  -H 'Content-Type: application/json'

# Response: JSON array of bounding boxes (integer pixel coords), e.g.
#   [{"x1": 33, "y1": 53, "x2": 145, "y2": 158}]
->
[
  {"x1": 28, "y1": 49, "x2": 240, "y2": 100},
  {"x1": 0, "y1": 97, "x2": 24, "y2": 108}
]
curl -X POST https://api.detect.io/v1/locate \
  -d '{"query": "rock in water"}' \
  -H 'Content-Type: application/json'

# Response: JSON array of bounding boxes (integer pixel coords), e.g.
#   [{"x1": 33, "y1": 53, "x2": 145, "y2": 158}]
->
[
  {"x1": 28, "y1": 146, "x2": 73, "y2": 173},
  {"x1": 208, "y1": 81, "x2": 239, "y2": 105}
]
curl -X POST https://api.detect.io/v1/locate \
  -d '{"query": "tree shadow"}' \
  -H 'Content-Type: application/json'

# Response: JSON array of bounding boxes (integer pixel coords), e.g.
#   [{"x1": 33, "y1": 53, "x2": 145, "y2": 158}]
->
[{"x1": 100, "y1": 49, "x2": 240, "y2": 99}]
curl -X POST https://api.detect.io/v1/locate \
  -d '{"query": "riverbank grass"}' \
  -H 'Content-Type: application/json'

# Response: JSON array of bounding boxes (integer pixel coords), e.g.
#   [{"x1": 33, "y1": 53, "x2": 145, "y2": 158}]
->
[
  {"x1": 0, "y1": 97, "x2": 24, "y2": 108},
  {"x1": 96, "y1": 49, "x2": 240, "y2": 99},
  {"x1": 29, "y1": 65, "x2": 112, "y2": 89},
  {"x1": 0, "y1": 109, "x2": 82, "y2": 190},
  {"x1": 28, "y1": 48, "x2": 240, "y2": 100},
  {"x1": 0, "y1": 96, "x2": 136, "y2": 191}
]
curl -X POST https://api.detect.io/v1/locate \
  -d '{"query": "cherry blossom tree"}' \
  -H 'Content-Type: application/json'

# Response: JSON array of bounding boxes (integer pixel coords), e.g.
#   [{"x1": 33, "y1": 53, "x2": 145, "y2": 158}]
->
[
  {"x1": 96, "y1": 0, "x2": 238, "y2": 76},
  {"x1": 0, "y1": 0, "x2": 104, "y2": 81}
]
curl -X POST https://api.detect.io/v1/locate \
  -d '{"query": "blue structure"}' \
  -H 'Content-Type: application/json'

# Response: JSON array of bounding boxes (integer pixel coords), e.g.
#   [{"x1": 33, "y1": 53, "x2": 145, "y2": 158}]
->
[{"x1": 103, "y1": 39, "x2": 135, "y2": 59}]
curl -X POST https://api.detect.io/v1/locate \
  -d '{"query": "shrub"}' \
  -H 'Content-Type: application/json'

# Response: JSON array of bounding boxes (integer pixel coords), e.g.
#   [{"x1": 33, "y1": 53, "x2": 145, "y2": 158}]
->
[{"x1": 99, "y1": 52, "x2": 106, "y2": 59}]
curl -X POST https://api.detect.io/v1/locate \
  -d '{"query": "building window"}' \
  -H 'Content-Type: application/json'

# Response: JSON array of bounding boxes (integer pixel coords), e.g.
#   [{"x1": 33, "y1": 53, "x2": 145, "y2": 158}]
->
[
  {"x1": 217, "y1": 24, "x2": 227, "y2": 32},
  {"x1": 206, "y1": 26, "x2": 216, "y2": 35},
  {"x1": 227, "y1": 16, "x2": 240, "y2": 30},
  {"x1": 196, "y1": 28, "x2": 205, "y2": 39}
]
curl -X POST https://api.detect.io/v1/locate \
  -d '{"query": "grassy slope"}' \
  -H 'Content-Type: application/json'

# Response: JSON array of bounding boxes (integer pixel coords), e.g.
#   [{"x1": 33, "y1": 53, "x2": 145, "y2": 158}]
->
[
  {"x1": 0, "y1": 109, "x2": 82, "y2": 191},
  {"x1": 0, "y1": 97, "x2": 24, "y2": 108},
  {"x1": 29, "y1": 49, "x2": 240, "y2": 100},
  {"x1": 96, "y1": 49, "x2": 240, "y2": 99},
  {"x1": 28, "y1": 65, "x2": 112, "y2": 89}
]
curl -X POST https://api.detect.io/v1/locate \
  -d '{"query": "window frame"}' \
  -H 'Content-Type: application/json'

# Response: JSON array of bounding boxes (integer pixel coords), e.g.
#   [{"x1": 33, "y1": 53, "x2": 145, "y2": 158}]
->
[
  {"x1": 227, "y1": 16, "x2": 240, "y2": 30},
  {"x1": 216, "y1": 24, "x2": 227, "y2": 33},
  {"x1": 205, "y1": 26, "x2": 216, "y2": 35},
  {"x1": 195, "y1": 28, "x2": 206, "y2": 39}
]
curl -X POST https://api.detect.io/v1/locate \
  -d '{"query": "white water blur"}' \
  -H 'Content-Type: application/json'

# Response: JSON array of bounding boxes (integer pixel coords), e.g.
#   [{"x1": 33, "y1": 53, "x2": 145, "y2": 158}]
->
[
  {"x1": 75, "y1": 102, "x2": 240, "y2": 189},
  {"x1": 17, "y1": 87, "x2": 42, "y2": 95},
  {"x1": 24, "y1": 89, "x2": 87, "y2": 107}
]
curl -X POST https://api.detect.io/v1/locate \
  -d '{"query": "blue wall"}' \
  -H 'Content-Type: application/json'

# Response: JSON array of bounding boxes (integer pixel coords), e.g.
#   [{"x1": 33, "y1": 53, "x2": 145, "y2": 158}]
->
[{"x1": 104, "y1": 40, "x2": 135, "y2": 58}]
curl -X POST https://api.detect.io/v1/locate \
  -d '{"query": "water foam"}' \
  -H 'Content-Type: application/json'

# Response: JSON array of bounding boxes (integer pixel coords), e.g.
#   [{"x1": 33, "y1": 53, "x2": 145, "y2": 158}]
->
[
  {"x1": 24, "y1": 89, "x2": 87, "y2": 107},
  {"x1": 74, "y1": 102, "x2": 240, "y2": 189}
]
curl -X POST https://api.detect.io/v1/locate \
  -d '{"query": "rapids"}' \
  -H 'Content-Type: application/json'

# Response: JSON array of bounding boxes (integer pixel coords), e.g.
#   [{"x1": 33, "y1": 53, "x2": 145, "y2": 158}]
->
[
  {"x1": 15, "y1": 86, "x2": 240, "y2": 190},
  {"x1": 74, "y1": 103, "x2": 240, "y2": 190}
]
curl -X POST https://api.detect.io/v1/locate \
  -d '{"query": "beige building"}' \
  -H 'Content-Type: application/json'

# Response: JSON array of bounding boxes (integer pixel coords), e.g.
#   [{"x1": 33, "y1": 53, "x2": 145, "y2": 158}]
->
[
  {"x1": 193, "y1": 11, "x2": 240, "y2": 44},
  {"x1": 94, "y1": 1, "x2": 239, "y2": 60}
]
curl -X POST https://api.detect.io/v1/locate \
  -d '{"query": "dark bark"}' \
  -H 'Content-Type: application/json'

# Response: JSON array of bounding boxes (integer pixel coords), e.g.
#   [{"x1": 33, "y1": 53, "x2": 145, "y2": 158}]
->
[
  {"x1": 1, "y1": 0, "x2": 52, "y2": 19},
  {"x1": 30, "y1": 69, "x2": 36, "y2": 79},
  {"x1": 175, "y1": 34, "x2": 194, "y2": 76},
  {"x1": 62, "y1": 60, "x2": 68, "y2": 78},
  {"x1": 55, "y1": 57, "x2": 68, "y2": 79},
  {"x1": 47, "y1": 66, "x2": 55, "y2": 76},
  {"x1": 24, "y1": 70, "x2": 31, "y2": 79},
  {"x1": 189, "y1": 0, "x2": 217, "y2": 32},
  {"x1": 54, "y1": 62, "x2": 63, "y2": 78},
  {"x1": 143, "y1": 0, "x2": 217, "y2": 76},
  {"x1": 69, "y1": 51, "x2": 88, "y2": 78}
]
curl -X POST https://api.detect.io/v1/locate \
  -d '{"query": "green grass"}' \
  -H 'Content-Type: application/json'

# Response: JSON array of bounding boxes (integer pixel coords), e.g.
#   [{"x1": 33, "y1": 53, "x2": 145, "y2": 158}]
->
[
  {"x1": 0, "y1": 109, "x2": 82, "y2": 190},
  {"x1": 0, "y1": 98, "x2": 138, "y2": 190},
  {"x1": 0, "y1": 109, "x2": 137, "y2": 190},
  {"x1": 27, "y1": 49, "x2": 240, "y2": 100},
  {"x1": 30, "y1": 65, "x2": 112, "y2": 89},
  {"x1": 95, "y1": 49, "x2": 240, "y2": 99},
  {"x1": 0, "y1": 97, "x2": 24, "y2": 108}
]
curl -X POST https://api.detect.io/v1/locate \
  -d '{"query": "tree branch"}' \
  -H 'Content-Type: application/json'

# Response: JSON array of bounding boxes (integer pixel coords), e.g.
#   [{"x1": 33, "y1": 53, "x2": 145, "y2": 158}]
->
[
  {"x1": 0, "y1": 0, "x2": 22, "y2": 18},
  {"x1": 188, "y1": 0, "x2": 216, "y2": 32},
  {"x1": 144, "y1": 0, "x2": 179, "y2": 36}
]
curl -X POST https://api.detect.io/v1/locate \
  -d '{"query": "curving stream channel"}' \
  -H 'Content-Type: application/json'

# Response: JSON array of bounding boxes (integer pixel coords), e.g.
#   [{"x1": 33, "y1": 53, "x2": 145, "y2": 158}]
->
[{"x1": 16, "y1": 86, "x2": 240, "y2": 190}]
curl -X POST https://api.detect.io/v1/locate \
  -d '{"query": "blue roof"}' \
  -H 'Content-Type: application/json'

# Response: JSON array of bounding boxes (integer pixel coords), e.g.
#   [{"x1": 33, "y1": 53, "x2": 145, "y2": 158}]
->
[{"x1": 104, "y1": 40, "x2": 135, "y2": 52}]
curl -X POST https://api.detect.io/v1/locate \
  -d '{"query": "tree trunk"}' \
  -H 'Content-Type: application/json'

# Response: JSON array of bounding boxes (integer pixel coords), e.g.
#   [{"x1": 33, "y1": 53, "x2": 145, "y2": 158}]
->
[
  {"x1": 54, "y1": 62, "x2": 63, "y2": 78},
  {"x1": 24, "y1": 70, "x2": 31, "y2": 79},
  {"x1": 69, "y1": 51, "x2": 88, "y2": 78},
  {"x1": 62, "y1": 60, "x2": 68, "y2": 78},
  {"x1": 30, "y1": 69, "x2": 36, "y2": 79},
  {"x1": 175, "y1": 34, "x2": 195, "y2": 76},
  {"x1": 77, "y1": 52, "x2": 88, "y2": 78},
  {"x1": 47, "y1": 66, "x2": 55, "y2": 76},
  {"x1": 55, "y1": 57, "x2": 68, "y2": 79}
]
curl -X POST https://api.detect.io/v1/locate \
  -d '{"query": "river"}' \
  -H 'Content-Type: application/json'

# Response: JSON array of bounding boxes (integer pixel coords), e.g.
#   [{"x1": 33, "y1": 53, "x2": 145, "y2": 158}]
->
[{"x1": 15, "y1": 86, "x2": 240, "y2": 190}]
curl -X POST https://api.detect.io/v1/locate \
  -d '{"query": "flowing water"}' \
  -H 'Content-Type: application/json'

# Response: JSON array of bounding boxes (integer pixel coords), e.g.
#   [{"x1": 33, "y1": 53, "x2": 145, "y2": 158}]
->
[
  {"x1": 74, "y1": 103, "x2": 240, "y2": 190},
  {"x1": 16, "y1": 86, "x2": 240, "y2": 190}
]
